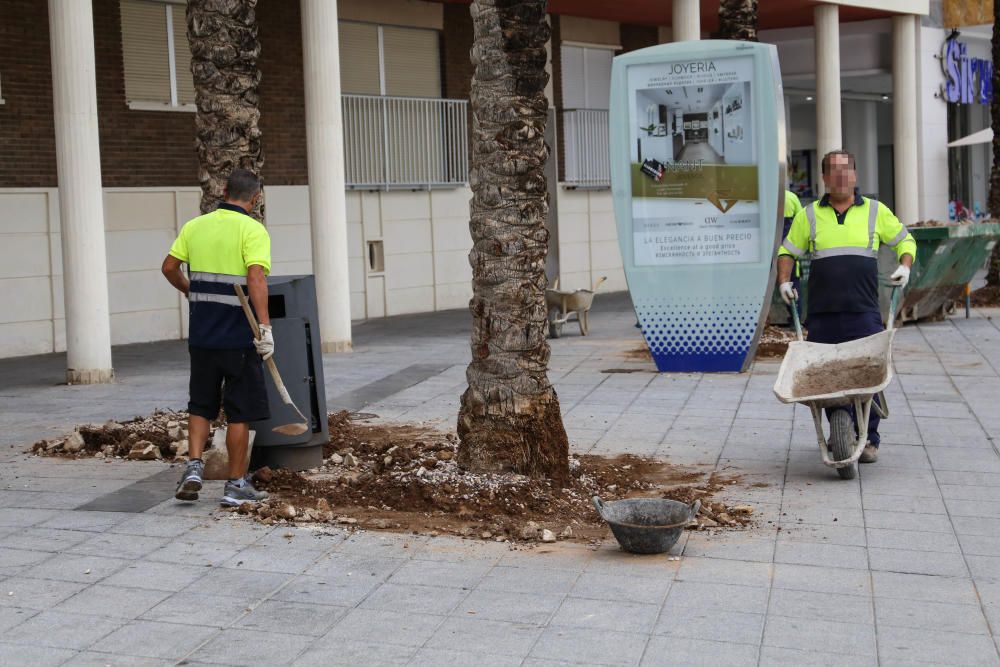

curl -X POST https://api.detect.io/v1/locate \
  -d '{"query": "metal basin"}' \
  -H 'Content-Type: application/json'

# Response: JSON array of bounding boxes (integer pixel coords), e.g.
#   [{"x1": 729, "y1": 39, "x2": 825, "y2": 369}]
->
[{"x1": 593, "y1": 496, "x2": 699, "y2": 555}]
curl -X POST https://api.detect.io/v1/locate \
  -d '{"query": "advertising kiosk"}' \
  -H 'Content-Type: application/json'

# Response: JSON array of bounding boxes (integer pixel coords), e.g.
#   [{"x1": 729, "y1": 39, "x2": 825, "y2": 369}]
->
[{"x1": 610, "y1": 41, "x2": 785, "y2": 372}]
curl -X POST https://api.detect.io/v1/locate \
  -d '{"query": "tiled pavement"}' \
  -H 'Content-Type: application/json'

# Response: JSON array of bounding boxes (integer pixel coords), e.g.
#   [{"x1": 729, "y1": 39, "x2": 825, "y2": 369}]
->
[{"x1": 2, "y1": 294, "x2": 1000, "y2": 665}]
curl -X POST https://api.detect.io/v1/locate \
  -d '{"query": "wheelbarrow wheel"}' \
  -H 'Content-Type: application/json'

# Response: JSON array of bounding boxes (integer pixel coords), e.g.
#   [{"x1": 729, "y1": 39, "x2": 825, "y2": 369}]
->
[
  {"x1": 549, "y1": 319, "x2": 563, "y2": 339},
  {"x1": 829, "y1": 409, "x2": 857, "y2": 480}
]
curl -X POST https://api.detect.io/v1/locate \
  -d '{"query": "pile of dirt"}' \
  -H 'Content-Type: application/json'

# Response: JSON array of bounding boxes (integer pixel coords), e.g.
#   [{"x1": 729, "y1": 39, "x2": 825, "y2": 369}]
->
[
  {"x1": 792, "y1": 358, "x2": 885, "y2": 397},
  {"x1": 31, "y1": 410, "x2": 195, "y2": 461},
  {"x1": 756, "y1": 325, "x2": 802, "y2": 358},
  {"x1": 236, "y1": 414, "x2": 756, "y2": 542},
  {"x1": 970, "y1": 285, "x2": 1000, "y2": 308}
]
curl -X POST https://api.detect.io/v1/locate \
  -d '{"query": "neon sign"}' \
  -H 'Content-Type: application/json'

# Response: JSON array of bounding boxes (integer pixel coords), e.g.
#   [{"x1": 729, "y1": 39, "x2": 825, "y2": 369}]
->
[{"x1": 942, "y1": 37, "x2": 993, "y2": 105}]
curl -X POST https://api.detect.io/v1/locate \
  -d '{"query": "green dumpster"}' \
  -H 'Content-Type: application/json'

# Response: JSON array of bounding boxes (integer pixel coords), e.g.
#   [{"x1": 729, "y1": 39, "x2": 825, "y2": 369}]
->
[{"x1": 878, "y1": 222, "x2": 1000, "y2": 323}]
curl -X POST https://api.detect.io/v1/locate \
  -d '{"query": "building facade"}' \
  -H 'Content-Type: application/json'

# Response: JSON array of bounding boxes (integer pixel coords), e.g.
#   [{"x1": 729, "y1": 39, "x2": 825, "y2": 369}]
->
[{"x1": 0, "y1": 0, "x2": 954, "y2": 371}]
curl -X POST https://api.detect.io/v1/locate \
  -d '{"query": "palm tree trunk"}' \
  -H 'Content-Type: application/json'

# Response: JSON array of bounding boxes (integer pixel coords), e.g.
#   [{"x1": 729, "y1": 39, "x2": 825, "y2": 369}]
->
[
  {"x1": 458, "y1": 0, "x2": 569, "y2": 483},
  {"x1": 186, "y1": 0, "x2": 264, "y2": 220},
  {"x1": 988, "y1": 4, "x2": 1000, "y2": 285},
  {"x1": 718, "y1": 0, "x2": 758, "y2": 42}
]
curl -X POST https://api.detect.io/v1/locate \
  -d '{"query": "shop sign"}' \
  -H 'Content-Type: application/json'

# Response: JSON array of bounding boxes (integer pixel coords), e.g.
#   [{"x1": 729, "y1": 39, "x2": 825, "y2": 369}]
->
[
  {"x1": 942, "y1": 37, "x2": 993, "y2": 105},
  {"x1": 609, "y1": 41, "x2": 784, "y2": 373}
]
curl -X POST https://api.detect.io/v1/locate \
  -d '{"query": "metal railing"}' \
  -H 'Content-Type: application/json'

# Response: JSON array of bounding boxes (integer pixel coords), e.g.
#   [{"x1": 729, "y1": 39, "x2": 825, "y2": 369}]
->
[
  {"x1": 561, "y1": 108, "x2": 610, "y2": 188},
  {"x1": 342, "y1": 94, "x2": 469, "y2": 189}
]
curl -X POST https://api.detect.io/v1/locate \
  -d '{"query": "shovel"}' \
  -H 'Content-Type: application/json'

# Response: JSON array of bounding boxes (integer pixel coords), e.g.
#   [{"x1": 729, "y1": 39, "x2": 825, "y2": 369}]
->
[{"x1": 234, "y1": 284, "x2": 310, "y2": 436}]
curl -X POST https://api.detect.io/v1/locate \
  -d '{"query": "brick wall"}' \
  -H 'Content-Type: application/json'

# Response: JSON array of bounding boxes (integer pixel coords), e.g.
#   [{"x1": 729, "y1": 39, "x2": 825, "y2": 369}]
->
[
  {"x1": 0, "y1": 0, "x2": 57, "y2": 187},
  {"x1": 0, "y1": 0, "x2": 308, "y2": 189}
]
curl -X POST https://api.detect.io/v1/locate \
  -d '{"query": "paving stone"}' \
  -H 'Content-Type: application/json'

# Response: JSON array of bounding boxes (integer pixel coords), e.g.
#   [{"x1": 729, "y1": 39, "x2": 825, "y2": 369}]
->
[
  {"x1": 569, "y1": 571, "x2": 671, "y2": 606},
  {"x1": 186, "y1": 628, "x2": 314, "y2": 666},
  {"x1": 663, "y1": 581, "x2": 769, "y2": 615},
  {"x1": 0, "y1": 605, "x2": 38, "y2": 632},
  {"x1": 862, "y1": 510, "x2": 954, "y2": 533},
  {"x1": 0, "y1": 547, "x2": 53, "y2": 570},
  {"x1": 359, "y1": 582, "x2": 468, "y2": 616},
  {"x1": 318, "y1": 608, "x2": 445, "y2": 648},
  {"x1": 768, "y1": 588, "x2": 873, "y2": 625},
  {"x1": 102, "y1": 560, "x2": 208, "y2": 592},
  {"x1": 108, "y1": 515, "x2": 202, "y2": 538},
  {"x1": 0, "y1": 642, "x2": 77, "y2": 667},
  {"x1": 653, "y1": 607, "x2": 764, "y2": 645},
  {"x1": 550, "y1": 596, "x2": 660, "y2": 634},
  {"x1": 426, "y1": 616, "x2": 543, "y2": 657},
  {"x1": 871, "y1": 571, "x2": 980, "y2": 605},
  {"x1": 9, "y1": 527, "x2": 93, "y2": 552},
  {"x1": 59, "y1": 651, "x2": 173, "y2": 667},
  {"x1": 757, "y1": 646, "x2": 877, "y2": 666},
  {"x1": 3, "y1": 610, "x2": 123, "y2": 650},
  {"x1": 965, "y1": 555, "x2": 1000, "y2": 581},
  {"x1": 55, "y1": 584, "x2": 171, "y2": 620},
  {"x1": 221, "y1": 544, "x2": 325, "y2": 575},
  {"x1": 477, "y1": 566, "x2": 578, "y2": 597},
  {"x1": 875, "y1": 596, "x2": 990, "y2": 634},
  {"x1": 90, "y1": 619, "x2": 218, "y2": 660},
  {"x1": 0, "y1": 576, "x2": 88, "y2": 611},
  {"x1": 272, "y1": 573, "x2": 382, "y2": 607},
  {"x1": 38, "y1": 511, "x2": 133, "y2": 533},
  {"x1": 28, "y1": 553, "x2": 129, "y2": 584},
  {"x1": 294, "y1": 641, "x2": 415, "y2": 666},
  {"x1": 141, "y1": 592, "x2": 253, "y2": 628},
  {"x1": 67, "y1": 533, "x2": 170, "y2": 560},
  {"x1": 763, "y1": 616, "x2": 876, "y2": 656},
  {"x1": 868, "y1": 547, "x2": 969, "y2": 577},
  {"x1": 641, "y1": 637, "x2": 759, "y2": 667},
  {"x1": 529, "y1": 626, "x2": 648, "y2": 666},
  {"x1": 388, "y1": 558, "x2": 492, "y2": 590},
  {"x1": 776, "y1": 522, "x2": 867, "y2": 547},
  {"x1": 675, "y1": 557, "x2": 770, "y2": 588},
  {"x1": 182, "y1": 566, "x2": 291, "y2": 600},
  {"x1": 877, "y1": 626, "x2": 1000, "y2": 665},
  {"x1": 254, "y1": 526, "x2": 345, "y2": 551},
  {"x1": 236, "y1": 599, "x2": 347, "y2": 636},
  {"x1": 407, "y1": 647, "x2": 522, "y2": 667},
  {"x1": 456, "y1": 587, "x2": 562, "y2": 625}
]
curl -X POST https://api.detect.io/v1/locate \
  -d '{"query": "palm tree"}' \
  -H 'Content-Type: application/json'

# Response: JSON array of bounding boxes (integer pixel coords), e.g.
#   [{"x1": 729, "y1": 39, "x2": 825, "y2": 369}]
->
[
  {"x1": 457, "y1": 0, "x2": 569, "y2": 482},
  {"x1": 988, "y1": 1, "x2": 1000, "y2": 286},
  {"x1": 186, "y1": 0, "x2": 264, "y2": 220},
  {"x1": 719, "y1": 0, "x2": 758, "y2": 42}
]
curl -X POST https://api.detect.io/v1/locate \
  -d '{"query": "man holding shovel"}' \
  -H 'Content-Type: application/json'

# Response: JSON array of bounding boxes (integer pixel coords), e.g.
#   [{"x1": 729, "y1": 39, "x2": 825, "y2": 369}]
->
[{"x1": 161, "y1": 169, "x2": 273, "y2": 506}]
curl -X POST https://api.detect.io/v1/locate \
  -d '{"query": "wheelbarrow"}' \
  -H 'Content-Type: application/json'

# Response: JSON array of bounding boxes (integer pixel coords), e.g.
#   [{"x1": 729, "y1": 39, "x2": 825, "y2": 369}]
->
[
  {"x1": 772, "y1": 288, "x2": 899, "y2": 480},
  {"x1": 546, "y1": 276, "x2": 607, "y2": 339}
]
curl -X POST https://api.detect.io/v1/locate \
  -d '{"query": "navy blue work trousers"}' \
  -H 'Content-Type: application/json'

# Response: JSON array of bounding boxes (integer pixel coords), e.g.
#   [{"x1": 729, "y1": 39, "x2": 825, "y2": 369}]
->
[{"x1": 806, "y1": 310, "x2": 884, "y2": 447}]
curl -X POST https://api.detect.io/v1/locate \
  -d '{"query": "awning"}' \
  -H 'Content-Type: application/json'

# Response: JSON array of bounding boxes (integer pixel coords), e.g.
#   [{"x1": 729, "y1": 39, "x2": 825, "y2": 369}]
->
[{"x1": 947, "y1": 128, "x2": 993, "y2": 147}]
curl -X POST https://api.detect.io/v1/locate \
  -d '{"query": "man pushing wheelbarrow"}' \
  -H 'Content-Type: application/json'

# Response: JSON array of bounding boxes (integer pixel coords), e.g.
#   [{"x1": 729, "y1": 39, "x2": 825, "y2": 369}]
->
[{"x1": 773, "y1": 150, "x2": 915, "y2": 475}]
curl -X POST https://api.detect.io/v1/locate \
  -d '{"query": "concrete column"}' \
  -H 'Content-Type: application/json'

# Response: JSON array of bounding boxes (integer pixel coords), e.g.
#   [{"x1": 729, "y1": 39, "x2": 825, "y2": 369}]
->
[
  {"x1": 673, "y1": 0, "x2": 700, "y2": 42},
  {"x1": 301, "y1": 0, "x2": 352, "y2": 353},
  {"x1": 843, "y1": 100, "x2": 879, "y2": 197},
  {"x1": 814, "y1": 4, "x2": 842, "y2": 194},
  {"x1": 48, "y1": 0, "x2": 114, "y2": 384},
  {"x1": 893, "y1": 14, "x2": 920, "y2": 225}
]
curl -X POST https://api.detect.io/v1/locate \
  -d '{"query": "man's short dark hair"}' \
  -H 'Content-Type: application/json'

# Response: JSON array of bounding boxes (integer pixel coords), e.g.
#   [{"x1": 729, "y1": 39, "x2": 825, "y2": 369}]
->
[
  {"x1": 226, "y1": 169, "x2": 261, "y2": 201},
  {"x1": 821, "y1": 150, "x2": 856, "y2": 175}
]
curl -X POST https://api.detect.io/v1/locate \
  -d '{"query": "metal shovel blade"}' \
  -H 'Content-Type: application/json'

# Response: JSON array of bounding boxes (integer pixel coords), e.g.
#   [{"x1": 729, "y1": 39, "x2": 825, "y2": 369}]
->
[{"x1": 272, "y1": 422, "x2": 309, "y2": 436}]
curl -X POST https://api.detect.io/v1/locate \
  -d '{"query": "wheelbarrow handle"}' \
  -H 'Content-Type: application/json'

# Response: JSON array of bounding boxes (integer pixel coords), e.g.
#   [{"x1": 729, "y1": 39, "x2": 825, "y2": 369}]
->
[
  {"x1": 791, "y1": 297, "x2": 804, "y2": 342},
  {"x1": 690, "y1": 499, "x2": 701, "y2": 518},
  {"x1": 887, "y1": 285, "x2": 900, "y2": 331}
]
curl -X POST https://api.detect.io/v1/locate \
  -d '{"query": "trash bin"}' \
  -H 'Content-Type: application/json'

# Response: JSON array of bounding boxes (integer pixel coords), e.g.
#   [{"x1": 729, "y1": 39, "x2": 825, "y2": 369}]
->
[
  {"x1": 878, "y1": 222, "x2": 1000, "y2": 323},
  {"x1": 250, "y1": 275, "x2": 328, "y2": 472}
]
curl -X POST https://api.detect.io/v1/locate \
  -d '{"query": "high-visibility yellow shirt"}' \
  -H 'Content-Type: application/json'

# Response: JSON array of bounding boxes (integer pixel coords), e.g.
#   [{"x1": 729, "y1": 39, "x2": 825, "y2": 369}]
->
[
  {"x1": 168, "y1": 203, "x2": 271, "y2": 348},
  {"x1": 778, "y1": 194, "x2": 915, "y2": 315},
  {"x1": 784, "y1": 190, "x2": 803, "y2": 219}
]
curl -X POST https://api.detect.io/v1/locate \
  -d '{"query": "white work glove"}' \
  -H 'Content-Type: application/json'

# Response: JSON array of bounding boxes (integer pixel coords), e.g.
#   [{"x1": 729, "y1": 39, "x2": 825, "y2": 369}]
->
[
  {"x1": 779, "y1": 282, "x2": 799, "y2": 305},
  {"x1": 888, "y1": 264, "x2": 910, "y2": 288},
  {"x1": 254, "y1": 324, "x2": 274, "y2": 360}
]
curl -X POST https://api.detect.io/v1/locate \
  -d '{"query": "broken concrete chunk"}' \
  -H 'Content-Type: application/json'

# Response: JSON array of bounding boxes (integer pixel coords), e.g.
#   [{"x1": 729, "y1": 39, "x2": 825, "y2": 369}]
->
[
  {"x1": 330, "y1": 454, "x2": 344, "y2": 465},
  {"x1": 559, "y1": 526, "x2": 574, "y2": 539},
  {"x1": 436, "y1": 450, "x2": 454, "y2": 461},
  {"x1": 343, "y1": 453, "x2": 358, "y2": 468},
  {"x1": 127, "y1": 442, "x2": 161, "y2": 461},
  {"x1": 519, "y1": 521, "x2": 540, "y2": 540},
  {"x1": 63, "y1": 431, "x2": 86, "y2": 453},
  {"x1": 174, "y1": 439, "x2": 189, "y2": 458},
  {"x1": 730, "y1": 505, "x2": 754, "y2": 515},
  {"x1": 45, "y1": 439, "x2": 65, "y2": 452},
  {"x1": 540, "y1": 529, "x2": 557, "y2": 543},
  {"x1": 275, "y1": 504, "x2": 297, "y2": 520}
]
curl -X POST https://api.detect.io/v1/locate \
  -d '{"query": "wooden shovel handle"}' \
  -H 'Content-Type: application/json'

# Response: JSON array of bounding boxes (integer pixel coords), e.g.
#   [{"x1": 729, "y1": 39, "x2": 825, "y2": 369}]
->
[{"x1": 234, "y1": 285, "x2": 293, "y2": 406}]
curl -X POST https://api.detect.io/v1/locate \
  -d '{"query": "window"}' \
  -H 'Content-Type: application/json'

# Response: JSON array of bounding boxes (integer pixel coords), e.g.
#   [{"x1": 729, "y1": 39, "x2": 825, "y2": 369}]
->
[
  {"x1": 560, "y1": 45, "x2": 614, "y2": 110},
  {"x1": 120, "y1": 0, "x2": 196, "y2": 111},
  {"x1": 338, "y1": 21, "x2": 441, "y2": 97}
]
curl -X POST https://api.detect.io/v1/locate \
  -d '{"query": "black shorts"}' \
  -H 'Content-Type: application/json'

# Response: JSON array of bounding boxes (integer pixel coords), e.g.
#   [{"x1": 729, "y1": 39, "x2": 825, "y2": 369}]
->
[{"x1": 188, "y1": 347, "x2": 270, "y2": 423}]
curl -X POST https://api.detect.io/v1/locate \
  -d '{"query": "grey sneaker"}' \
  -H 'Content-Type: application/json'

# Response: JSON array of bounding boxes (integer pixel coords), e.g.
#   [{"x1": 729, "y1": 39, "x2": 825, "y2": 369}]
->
[
  {"x1": 221, "y1": 480, "x2": 269, "y2": 507},
  {"x1": 175, "y1": 459, "x2": 204, "y2": 501}
]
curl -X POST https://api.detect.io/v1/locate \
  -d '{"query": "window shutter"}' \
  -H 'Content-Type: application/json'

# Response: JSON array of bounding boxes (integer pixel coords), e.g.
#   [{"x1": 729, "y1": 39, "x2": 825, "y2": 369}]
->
[
  {"x1": 382, "y1": 26, "x2": 440, "y2": 98},
  {"x1": 585, "y1": 48, "x2": 613, "y2": 110},
  {"x1": 339, "y1": 22, "x2": 380, "y2": 95},
  {"x1": 171, "y1": 6, "x2": 196, "y2": 105},
  {"x1": 560, "y1": 46, "x2": 585, "y2": 109},
  {"x1": 120, "y1": 0, "x2": 171, "y2": 104}
]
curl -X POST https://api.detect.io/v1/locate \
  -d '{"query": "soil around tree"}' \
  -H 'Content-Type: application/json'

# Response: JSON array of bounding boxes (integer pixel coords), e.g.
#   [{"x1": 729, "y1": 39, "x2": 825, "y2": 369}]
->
[
  {"x1": 970, "y1": 285, "x2": 1000, "y2": 308},
  {"x1": 29, "y1": 410, "x2": 758, "y2": 544},
  {"x1": 618, "y1": 325, "x2": 801, "y2": 368}
]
